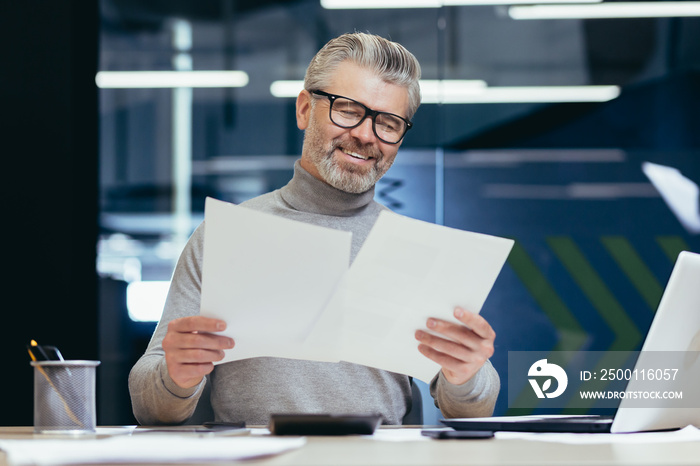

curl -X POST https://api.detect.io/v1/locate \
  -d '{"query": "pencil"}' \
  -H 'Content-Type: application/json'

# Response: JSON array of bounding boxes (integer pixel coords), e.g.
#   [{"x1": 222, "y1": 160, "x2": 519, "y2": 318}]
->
[{"x1": 28, "y1": 340, "x2": 84, "y2": 428}]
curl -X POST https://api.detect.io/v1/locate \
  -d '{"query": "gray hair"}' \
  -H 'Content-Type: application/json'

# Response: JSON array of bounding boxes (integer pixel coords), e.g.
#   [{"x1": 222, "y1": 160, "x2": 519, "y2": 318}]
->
[{"x1": 304, "y1": 32, "x2": 422, "y2": 120}]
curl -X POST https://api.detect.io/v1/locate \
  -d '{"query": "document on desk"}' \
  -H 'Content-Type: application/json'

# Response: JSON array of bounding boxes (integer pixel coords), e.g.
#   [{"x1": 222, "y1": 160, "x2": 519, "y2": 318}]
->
[
  {"x1": 0, "y1": 435, "x2": 306, "y2": 466},
  {"x1": 305, "y1": 210, "x2": 514, "y2": 382},
  {"x1": 200, "y1": 197, "x2": 351, "y2": 363},
  {"x1": 496, "y1": 425, "x2": 700, "y2": 444}
]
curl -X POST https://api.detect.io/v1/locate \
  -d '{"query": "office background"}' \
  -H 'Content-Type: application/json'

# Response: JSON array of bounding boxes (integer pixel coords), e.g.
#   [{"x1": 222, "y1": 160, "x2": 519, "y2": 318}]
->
[{"x1": 2, "y1": 0, "x2": 699, "y2": 426}]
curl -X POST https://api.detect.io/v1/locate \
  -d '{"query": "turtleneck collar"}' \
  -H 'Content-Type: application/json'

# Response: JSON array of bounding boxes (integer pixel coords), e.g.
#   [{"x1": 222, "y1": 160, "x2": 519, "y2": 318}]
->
[{"x1": 280, "y1": 160, "x2": 376, "y2": 217}]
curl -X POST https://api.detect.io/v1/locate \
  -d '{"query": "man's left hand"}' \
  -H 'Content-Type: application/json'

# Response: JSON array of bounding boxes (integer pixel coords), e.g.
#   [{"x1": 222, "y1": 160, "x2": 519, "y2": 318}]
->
[{"x1": 415, "y1": 307, "x2": 495, "y2": 386}]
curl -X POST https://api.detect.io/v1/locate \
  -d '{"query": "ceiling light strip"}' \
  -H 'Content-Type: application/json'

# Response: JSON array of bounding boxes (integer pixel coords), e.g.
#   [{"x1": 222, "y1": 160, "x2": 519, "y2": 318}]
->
[
  {"x1": 270, "y1": 80, "x2": 620, "y2": 103},
  {"x1": 436, "y1": 85, "x2": 620, "y2": 103},
  {"x1": 270, "y1": 80, "x2": 305, "y2": 98},
  {"x1": 321, "y1": 0, "x2": 601, "y2": 8},
  {"x1": 271, "y1": 79, "x2": 487, "y2": 99},
  {"x1": 509, "y1": 2, "x2": 700, "y2": 20},
  {"x1": 96, "y1": 71, "x2": 250, "y2": 89}
]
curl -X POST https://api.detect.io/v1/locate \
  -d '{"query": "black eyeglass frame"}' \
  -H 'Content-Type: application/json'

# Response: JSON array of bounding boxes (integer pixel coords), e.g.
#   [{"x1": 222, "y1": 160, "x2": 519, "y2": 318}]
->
[{"x1": 310, "y1": 90, "x2": 413, "y2": 144}]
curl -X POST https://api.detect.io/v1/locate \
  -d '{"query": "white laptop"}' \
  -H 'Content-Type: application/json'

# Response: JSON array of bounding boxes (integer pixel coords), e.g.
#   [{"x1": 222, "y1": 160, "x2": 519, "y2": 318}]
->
[{"x1": 442, "y1": 250, "x2": 700, "y2": 434}]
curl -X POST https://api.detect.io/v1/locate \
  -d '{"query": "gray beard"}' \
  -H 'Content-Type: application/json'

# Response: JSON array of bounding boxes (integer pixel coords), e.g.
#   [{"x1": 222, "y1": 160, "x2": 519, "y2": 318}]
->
[
  {"x1": 316, "y1": 153, "x2": 384, "y2": 194},
  {"x1": 302, "y1": 110, "x2": 393, "y2": 193}
]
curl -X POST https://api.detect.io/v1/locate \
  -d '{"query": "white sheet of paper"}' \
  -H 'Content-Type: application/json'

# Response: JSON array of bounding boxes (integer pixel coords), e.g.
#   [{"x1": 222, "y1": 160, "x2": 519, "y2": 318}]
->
[
  {"x1": 642, "y1": 161, "x2": 700, "y2": 234},
  {"x1": 495, "y1": 425, "x2": 700, "y2": 444},
  {"x1": 200, "y1": 197, "x2": 350, "y2": 363},
  {"x1": 310, "y1": 210, "x2": 514, "y2": 382},
  {"x1": 0, "y1": 435, "x2": 306, "y2": 465}
]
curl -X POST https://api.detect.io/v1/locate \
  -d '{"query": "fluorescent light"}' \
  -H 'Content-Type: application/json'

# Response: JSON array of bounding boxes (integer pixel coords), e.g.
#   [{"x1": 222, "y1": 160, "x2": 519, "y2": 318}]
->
[
  {"x1": 270, "y1": 80, "x2": 305, "y2": 98},
  {"x1": 270, "y1": 79, "x2": 488, "y2": 100},
  {"x1": 270, "y1": 80, "x2": 619, "y2": 103},
  {"x1": 509, "y1": 2, "x2": 700, "y2": 19},
  {"x1": 419, "y1": 79, "x2": 487, "y2": 103},
  {"x1": 323, "y1": 0, "x2": 440, "y2": 7},
  {"x1": 270, "y1": 79, "x2": 487, "y2": 100},
  {"x1": 321, "y1": 0, "x2": 600, "y2": 8},
  {"x1": 96, "y1": 71, "x2": 249, "y2": 89},
  {"x1": 449, "y1": 85, "x2": 620, "y2": 103},
  {"x1": 126, "y1": 281, "x2": 171, "y2": 322}
]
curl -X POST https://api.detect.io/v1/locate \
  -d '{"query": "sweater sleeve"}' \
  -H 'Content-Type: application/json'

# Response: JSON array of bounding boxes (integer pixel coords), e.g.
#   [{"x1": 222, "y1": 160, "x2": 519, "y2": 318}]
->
[
  {"x1": 128, "y1": 224, "x2": 208, "y2": 425},
  {"x1": 429, "y1": 360, "x2": 500, "y2": 418}
]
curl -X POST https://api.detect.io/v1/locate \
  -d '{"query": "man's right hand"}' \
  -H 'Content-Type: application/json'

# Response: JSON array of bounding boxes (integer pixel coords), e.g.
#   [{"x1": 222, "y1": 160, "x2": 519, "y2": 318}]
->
[{"x1": 161, "y1": 316, "x2": 235, "y2": 389}]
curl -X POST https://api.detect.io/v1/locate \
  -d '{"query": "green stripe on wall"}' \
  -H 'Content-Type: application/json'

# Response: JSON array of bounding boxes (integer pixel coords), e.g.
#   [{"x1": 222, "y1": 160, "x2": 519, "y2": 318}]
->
[
  {"x1": 656, "y1": 236, "x2": 691, "y2": 263},
  {"x1": 507, "y1": 241, "x2": 587, "y2": 352},
  {"x1": 601, "y1": 236, "x2": 663, "y2": 312},
  {"x1": 547, "y1": 237, "x2": 642, "y2": 351},
  {"x1": 506, "y1": 241, "x2": 588, "y2": 415}
]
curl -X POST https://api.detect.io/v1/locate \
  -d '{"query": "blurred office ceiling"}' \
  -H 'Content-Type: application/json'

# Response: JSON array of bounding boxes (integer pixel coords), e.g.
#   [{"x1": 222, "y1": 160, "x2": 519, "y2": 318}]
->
[{"x1": 99, "y1": 0, "x2": 700, "y2": 143}]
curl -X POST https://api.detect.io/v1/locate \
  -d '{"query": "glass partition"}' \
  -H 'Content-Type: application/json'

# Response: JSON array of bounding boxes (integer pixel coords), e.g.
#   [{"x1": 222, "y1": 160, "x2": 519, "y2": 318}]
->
[{"x1": 98, "y1": 0, "x2": 700, "y2": 422}]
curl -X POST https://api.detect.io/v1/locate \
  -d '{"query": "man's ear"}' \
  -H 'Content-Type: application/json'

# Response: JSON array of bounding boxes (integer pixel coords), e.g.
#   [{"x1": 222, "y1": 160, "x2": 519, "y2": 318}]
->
[{"x1": 296, "y1": 89, "x2": 312, "y2": 130}]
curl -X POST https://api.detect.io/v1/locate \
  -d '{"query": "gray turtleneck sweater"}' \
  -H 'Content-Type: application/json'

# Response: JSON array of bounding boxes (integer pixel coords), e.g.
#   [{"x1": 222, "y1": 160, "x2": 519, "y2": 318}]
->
[{"x1": 129, "y1": 160, "x2": 500, "y2": 425}]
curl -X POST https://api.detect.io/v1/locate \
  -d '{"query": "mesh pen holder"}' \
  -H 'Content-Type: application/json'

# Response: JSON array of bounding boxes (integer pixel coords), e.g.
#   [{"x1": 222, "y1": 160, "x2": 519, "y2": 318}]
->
[{"x1": 31, "y1": 360, "x2": 100, "y2": 434}]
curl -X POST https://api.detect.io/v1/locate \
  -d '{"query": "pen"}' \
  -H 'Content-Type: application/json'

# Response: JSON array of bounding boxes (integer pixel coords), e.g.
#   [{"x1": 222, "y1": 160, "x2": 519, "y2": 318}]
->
[{"x1": 44, "y1": 345, "x2": 65, "y2": 361}]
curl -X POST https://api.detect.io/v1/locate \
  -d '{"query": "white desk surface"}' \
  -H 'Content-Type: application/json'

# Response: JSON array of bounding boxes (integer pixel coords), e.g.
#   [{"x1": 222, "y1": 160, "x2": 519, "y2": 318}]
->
[{"x1": 2, "y1": 426, "x2": 700, "y2": 465}]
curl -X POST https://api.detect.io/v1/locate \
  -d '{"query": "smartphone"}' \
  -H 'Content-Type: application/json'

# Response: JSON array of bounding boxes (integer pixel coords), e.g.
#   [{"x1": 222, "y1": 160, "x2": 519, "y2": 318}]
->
[
  {"x1": 269, "y1": 414, "x2": 382, "y2": 436},
  {"x1": 421, "y1": 429, "x2": 494, "y2": 440},
  {"x1": 202, "y1": 421, "x2": 247, "y2": 431}
]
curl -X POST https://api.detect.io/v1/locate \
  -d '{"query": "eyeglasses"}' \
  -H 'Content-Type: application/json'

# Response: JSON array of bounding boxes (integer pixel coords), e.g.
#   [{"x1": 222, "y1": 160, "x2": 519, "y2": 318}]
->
[{"x1": 311, "y1": 90, "x2": 412, "y2": 144}]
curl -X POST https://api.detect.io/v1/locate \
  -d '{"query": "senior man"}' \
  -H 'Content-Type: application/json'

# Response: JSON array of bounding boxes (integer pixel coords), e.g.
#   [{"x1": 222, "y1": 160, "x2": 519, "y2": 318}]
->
[{"x1": 129, "y1": 32, "x2": 500, "y2": 425}]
